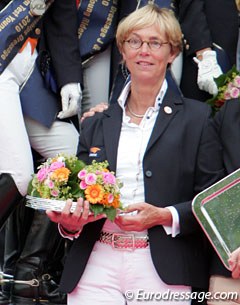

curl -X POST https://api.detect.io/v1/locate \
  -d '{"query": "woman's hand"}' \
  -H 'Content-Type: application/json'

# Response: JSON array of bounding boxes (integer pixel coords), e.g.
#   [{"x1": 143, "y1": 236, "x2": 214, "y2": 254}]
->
[
  {"x1": 46, "y1": 198, "x2": 106, "y2": 233},
  {"x1": 228, "y1": 248, "x2": 240, "y2": 278},
  {"x1": 115, "y1": 202, "x2": 172, "y2": 232}
]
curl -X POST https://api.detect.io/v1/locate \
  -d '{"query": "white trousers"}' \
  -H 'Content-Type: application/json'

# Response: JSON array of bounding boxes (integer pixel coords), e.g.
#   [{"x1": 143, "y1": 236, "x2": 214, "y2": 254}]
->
[
  {"x1": 171, "y1": 52, "x2": 183, "y2": 86},
  {"x1": 0, "y1": 43, "x2": 79, "y2": 196},
  {"x1": 68, "y1": 241, "x2": 191, "y2": 305},
  {"x1": 81, "y1": 46, "x2": 111, "y2": 113}
]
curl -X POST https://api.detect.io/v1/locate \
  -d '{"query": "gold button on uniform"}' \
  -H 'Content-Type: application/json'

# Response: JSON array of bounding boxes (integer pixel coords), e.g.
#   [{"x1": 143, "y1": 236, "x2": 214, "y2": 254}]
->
[{"x1": 35, "y1": 28, "x2": 41, "y2": 35}]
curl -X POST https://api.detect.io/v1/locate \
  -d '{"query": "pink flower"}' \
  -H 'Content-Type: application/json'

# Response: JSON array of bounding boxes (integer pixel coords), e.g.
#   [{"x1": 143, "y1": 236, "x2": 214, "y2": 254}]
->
[
  {"x1": 224, "y1": 91, "x2": 231, "y2": 100},
  {"x1": 80, "y1": 180, "x2": 87, "y2": 190},
  {"x1": 227, "y1": 82, "x2": 234, "y2": 90},
  {"x1": 78, "y1": 169, "x2": 87, "y2": 180},
  {"x1": 229, "y1": 87, "x2": 240, "y2": 99},
  {"x1": 48, "y1": 180, "x2": 54, "y2": 189},
  {"x1": 51, "y1": 189, "x2": 59, "y2": 197},
  {"x1": 37, "y1": 168, "x2": 49, "y2": 182},
  {"x1": 85, "y1": 173, "x2": 97, "y2": 185},
  {"x1": 103, "y1": 172, "x2": 116, "y2": 185},
  {"x1": 50, "y1": 161, "x2": 65, "y2": 171},
  {"x1": 108, "y1": 193, "x2": 114, "y2": 203},
  {"x1": 233, "y1": 75, "x2": 240, "y2": 88}
]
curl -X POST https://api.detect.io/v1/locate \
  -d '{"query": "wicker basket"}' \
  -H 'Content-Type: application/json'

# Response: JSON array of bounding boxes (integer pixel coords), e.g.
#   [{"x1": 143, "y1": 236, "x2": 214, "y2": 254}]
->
[{"x1": 25, "y1": 195, "x2": 77, "y2": 212}]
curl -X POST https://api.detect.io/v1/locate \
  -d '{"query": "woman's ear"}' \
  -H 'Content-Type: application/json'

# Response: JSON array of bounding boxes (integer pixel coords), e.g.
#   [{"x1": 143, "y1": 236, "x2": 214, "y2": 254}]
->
[
  {"x1": 121, "y1": 50, "x2": 126, "y2": 62},
  {"x1": 168, "y1": 51, "x2": 178, "y2": 65}
]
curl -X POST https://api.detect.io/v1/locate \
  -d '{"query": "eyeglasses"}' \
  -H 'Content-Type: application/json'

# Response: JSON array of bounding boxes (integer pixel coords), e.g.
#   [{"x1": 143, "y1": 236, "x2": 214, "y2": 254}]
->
[{"x1": 124, "y1": 38, "x2": 169, "y2": 50}]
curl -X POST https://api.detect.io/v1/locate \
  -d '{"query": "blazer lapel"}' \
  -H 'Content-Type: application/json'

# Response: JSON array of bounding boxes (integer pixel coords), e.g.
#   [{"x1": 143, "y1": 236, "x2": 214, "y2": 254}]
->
[
  {"x1": 101, "y1": 90, "x2": 183, "y2": 168},
  {"x1": 146, "y1": 88, "x2": 183, "y2": 153},
  {"x1": 102, "y1": 104, "x2": 122, "y2": 172}
]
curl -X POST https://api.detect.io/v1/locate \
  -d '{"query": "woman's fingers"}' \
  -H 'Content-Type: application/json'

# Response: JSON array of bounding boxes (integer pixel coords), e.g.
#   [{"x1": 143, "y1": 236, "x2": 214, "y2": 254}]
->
[{"x1": 229, "y1": 248, "x2": 240, "y2": 278}]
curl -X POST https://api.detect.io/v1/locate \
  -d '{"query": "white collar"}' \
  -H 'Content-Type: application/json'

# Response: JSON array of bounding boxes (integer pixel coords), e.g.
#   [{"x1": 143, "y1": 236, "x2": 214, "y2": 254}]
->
[{"x1": 117, "y1": 79, "x2": 168, "y2": 112}]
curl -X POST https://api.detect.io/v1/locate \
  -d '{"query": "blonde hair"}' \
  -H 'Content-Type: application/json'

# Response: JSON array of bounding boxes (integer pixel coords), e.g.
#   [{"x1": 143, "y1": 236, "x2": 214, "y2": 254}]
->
[
  {"x1": 116, "y1": 4, "x2": 183, "y2": 56},
  {"x1": 236, "y1": 0, "x2": 240, "y2": 11}
]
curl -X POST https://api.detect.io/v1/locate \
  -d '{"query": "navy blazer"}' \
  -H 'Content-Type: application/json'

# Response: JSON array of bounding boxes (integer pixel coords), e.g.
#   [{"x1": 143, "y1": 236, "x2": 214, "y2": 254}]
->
[
  {"x1": 179, "y1": 0, "x2": 238, "y2": 101},
  {"x1": 178, "y1": 0, "x2": 238, "y2": 64},
  {"x1": 40, "y1": 0, "x2": 83, "y2": 88},
  {"x1": 60, "y1": 87, "x2": 225, "y2": 292}
]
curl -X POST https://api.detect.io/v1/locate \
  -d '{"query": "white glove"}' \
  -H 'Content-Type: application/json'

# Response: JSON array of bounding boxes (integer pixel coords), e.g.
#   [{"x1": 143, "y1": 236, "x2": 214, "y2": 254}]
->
[
  {"x1": 193, "y1": 50, "x2": 223, "y2": 95},
  {"x1": 58, "y1": 83, "x2": 82, "y2": 119}
]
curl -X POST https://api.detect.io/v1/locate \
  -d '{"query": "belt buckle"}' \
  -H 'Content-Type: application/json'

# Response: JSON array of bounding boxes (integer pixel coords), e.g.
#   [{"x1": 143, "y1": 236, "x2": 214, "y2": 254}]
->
[{"x1": 111, "y1": 233, "x2": 135, "y2": 251}]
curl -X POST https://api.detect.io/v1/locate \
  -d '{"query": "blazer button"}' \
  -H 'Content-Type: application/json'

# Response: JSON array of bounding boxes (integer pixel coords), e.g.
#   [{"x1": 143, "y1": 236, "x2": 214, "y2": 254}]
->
[
  {"x1": 35, "y1": 28, "x2": 41, "y2": 35},
  {"x1": 145, "y1": 170, "x2": 152, "y2": 178}
]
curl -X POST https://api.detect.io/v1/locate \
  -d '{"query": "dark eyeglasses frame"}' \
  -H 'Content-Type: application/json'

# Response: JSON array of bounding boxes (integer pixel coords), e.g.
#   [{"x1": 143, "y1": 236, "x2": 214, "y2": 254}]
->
[{"x1": 124, "y1": 38, "x2": 169, "y2": 50}]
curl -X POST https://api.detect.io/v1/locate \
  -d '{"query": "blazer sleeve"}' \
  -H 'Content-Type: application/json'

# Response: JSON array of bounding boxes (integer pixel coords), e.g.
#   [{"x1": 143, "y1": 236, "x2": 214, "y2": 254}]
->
[
  {"x1": 43, "y1": 0, "x2": 83, "y2": 88},
  {"x1": 178, "y1": 0, "x2": 212, "y2": 56},
  {"x1": 174, "y1": 106, "x2": 225, "y2": 236}
]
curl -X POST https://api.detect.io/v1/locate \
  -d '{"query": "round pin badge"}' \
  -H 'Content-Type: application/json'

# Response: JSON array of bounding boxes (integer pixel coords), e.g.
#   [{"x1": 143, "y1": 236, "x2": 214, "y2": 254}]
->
[
  {"x1": 30, "y1": 0, "x2": 46, "y2": 16},
  {"x1": 164, "y1": 106, "x2": 172, "y2": 114}
]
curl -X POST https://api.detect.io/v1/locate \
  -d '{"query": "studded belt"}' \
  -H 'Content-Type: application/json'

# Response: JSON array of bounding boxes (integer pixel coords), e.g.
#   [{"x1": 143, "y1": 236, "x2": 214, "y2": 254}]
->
[{"x1": 98, "y1": 231, "x2": 149, "y2": 250}]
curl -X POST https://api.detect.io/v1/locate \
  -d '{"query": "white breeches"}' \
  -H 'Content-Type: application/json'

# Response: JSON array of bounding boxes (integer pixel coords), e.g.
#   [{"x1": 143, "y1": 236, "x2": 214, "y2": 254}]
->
[
  {"x1": 0, "y1": 43, "x2": 79, "y2": 195},
  {"x1": 68, "y1": 241, "x2": 191, "y2": 305}
]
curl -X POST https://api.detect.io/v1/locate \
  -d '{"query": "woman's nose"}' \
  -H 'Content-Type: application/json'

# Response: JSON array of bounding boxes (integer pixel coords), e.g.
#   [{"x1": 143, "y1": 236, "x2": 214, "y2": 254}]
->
[{"x1": 139, "y1": 41, "x2": 150, "y2": 54}]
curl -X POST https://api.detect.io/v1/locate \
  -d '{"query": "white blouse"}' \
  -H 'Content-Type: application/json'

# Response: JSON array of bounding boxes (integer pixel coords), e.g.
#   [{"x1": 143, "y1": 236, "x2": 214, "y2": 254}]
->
[{"x1": 103, "y1": 80, "x2": 180, "y2": 237}]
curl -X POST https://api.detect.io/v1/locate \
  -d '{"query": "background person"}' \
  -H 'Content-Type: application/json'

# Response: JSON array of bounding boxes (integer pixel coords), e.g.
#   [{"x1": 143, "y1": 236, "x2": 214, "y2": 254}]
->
[
  {"x1": 0, "y1": 0, "x2": 82, "y2": 304},
  {"x1": 76, "y1": 0, "x2": 119, "y2": 117},
  {"x1": 179, "y1": 0, "x2": 239, "y2": 101},
  {"x1": 207, "y1": 99, "x2": 240, "y2": 304}
]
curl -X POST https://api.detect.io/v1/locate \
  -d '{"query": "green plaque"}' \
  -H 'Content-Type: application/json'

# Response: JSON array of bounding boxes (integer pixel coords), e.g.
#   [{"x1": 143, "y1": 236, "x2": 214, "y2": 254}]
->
[{"x1": 192, "y1": 168, "x2": 240, "y2": 270}]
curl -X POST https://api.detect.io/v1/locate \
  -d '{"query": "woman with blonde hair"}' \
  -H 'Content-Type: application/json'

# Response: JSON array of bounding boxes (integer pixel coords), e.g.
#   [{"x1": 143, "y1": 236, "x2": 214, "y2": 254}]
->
[{"x1": 47, "y1": 5, "x2": 224, "y2": 304}]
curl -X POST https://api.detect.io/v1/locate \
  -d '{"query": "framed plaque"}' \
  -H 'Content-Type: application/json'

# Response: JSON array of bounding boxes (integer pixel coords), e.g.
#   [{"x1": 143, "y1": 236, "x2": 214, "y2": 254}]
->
[{"x1": 192, "y1": 168, "x2": 240, "y2": 270}]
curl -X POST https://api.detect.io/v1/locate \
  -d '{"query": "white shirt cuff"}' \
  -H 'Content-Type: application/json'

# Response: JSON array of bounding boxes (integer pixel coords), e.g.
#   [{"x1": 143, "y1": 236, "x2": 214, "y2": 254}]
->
[{"x1": 162, "y1": 206, "x2": 180, "y2": 237}]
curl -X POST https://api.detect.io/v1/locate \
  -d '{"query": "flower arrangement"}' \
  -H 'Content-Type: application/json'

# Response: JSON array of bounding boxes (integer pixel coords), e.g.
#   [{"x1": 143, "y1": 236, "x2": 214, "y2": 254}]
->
[
  {"x1": 27, "y1": 154, "x2": 123, "y2": 221},
  {"x1": 207, "y1": 65, "x2": 240, "y2": 113}
]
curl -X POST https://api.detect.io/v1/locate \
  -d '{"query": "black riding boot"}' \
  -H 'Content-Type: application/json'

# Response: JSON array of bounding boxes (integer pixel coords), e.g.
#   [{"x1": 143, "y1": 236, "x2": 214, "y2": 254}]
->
[
  {"x1": 0, "y1": 174, "x2": 22, "y2": 231},
  {"x1": 0, "y1": 203, "x2": 34, "y2": 304},
  {"x1": 11, "y1": 211, "x2": 67, "y2": 305},
  {"x1": 0, "y1": 174, "x2": 23, "y2": 305}
]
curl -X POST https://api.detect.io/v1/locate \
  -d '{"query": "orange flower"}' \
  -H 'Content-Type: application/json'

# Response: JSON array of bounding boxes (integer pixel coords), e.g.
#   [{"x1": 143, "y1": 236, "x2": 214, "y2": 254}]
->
[
  {"x1": 99, "y1": 193, "x2": 111, "y2": 206},
  {"x1": 111, "y1": 195, "x2": 121, "y2": 209},
  {"x1": 51, "y1": 168, "x2": 70, "y2": 182},
  {"x1": 85, "y1": 184, "x2": 104, "y2": 204},
  {"x1": 99, "y1": 193, "x2": 121, "y2": 208}
]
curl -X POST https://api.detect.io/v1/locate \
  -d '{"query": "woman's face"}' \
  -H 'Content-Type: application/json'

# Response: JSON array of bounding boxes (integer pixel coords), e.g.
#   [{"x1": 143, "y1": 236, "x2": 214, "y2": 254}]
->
[{"x1": 121, "y1": 24, "x2": 176, "y2": 84}]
